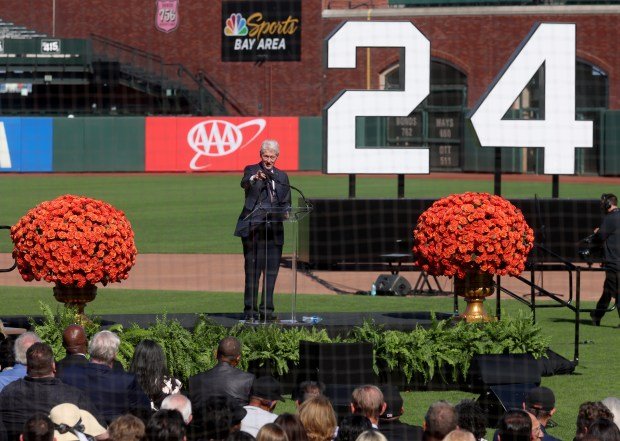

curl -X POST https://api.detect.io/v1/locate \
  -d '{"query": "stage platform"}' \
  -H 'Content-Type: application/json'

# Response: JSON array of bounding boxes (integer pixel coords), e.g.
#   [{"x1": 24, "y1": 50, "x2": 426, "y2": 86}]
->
[{"x1": 3, "y1": 311, "x2": 455, "y2": 337}]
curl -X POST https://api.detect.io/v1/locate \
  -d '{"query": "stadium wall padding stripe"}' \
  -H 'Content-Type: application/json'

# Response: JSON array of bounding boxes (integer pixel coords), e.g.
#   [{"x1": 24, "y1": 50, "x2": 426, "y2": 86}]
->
[
  {"x1": 298, "y1": 117, "x2": 322, "y2": 171},
  {"x1": 53, "y1": 117, "x2": 145, "y2": 172},
  {"x1": 0, "y1": 117, "x2": 53, "y2": 172}
]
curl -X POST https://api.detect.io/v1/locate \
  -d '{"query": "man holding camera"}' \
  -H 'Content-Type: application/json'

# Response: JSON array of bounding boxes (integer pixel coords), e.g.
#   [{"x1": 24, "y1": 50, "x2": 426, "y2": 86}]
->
[{"x1": 591, "y1": 193, "x2": 620, "y2": 326}]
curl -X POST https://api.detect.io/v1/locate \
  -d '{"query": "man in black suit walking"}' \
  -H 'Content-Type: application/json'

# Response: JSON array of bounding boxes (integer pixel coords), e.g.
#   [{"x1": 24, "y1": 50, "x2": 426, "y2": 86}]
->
[{"x1": 234, "y1": 139, "x2": 291, "y2": 321}]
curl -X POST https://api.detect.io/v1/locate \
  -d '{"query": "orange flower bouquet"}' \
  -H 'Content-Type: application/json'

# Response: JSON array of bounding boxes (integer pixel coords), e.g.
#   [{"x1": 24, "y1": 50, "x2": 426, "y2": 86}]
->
[
  {"x1": 413, "y1": 192, "x2": 534, "y2": 279},
  {"x1": 10, "y1": 195, "x2": 137, "y2": 288}
]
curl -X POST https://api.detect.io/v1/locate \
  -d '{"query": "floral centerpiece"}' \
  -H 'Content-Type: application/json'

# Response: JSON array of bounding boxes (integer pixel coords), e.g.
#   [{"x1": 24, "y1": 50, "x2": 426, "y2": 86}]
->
[
  {"x1": 414, "y1": 192, "x2": 534, "y2": 321},
  {"x1": 10, "y1": 195, "x2": 137, "y2": 312}
]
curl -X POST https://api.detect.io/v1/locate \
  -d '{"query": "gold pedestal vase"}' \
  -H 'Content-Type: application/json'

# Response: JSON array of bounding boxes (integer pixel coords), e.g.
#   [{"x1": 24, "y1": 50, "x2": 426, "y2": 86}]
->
[
  {"x1": 53, "y1": 284, "x2": 98, "y2": 316},
  {"x1": 454, "y1": 272, "x2": 495, "y2": 323}
]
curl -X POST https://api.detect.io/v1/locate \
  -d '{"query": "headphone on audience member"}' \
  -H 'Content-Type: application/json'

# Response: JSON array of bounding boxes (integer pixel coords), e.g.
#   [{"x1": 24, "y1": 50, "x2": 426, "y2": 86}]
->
[{"x1": 601, "y1": 193, "x2": 616, "y2": 213}]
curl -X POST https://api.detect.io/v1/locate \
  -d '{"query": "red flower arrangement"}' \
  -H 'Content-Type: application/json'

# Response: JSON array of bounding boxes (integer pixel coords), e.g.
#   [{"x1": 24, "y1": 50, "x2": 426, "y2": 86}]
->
[
  {"x1": 10, "y1": 195, "x2": 137, "y2": 288},
  {"x1": 413, "y1": 192, "x2": 534, "y2": 279}
]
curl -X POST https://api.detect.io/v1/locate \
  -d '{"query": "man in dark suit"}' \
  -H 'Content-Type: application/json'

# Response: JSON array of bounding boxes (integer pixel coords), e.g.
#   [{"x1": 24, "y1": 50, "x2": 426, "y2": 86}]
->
[
  {"x1": 379, "y1": 385, "x2": 423, "y2": 441},
  {"x1": 57, "y1": 330, "x2": 151, "y2": 424},
  {"x1": 234, "y1": 139, "x2": 291, "y2": 321},
  {"x1": 56, "y1": 325, "x2": 124, "y2": 375},
  {"x1": 189, "y1": 336, "x2": 254, "y2": 408}
]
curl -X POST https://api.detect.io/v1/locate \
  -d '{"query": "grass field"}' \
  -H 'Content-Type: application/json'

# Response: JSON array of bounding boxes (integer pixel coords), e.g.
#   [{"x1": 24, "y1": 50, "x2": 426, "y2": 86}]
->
[
  {"x1": 0, "y1": 173, "x2": 617, "y2": 254},
  {"x1": 3, "y1": 287, "x2": 618, "y2": 441}
]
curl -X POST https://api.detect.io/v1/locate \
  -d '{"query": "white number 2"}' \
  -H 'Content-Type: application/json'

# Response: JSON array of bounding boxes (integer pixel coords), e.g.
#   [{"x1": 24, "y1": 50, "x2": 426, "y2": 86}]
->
[
  {"x1": 469, "y1": 23, "x2": 592, "y2": 175},
  {"x1": 324, "y1": 21, "x2": 430, "y2": 174}
]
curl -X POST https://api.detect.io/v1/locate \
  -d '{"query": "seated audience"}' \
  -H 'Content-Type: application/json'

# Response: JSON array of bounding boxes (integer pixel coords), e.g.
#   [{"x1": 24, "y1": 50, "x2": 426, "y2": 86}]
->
[
  {"x1": 575, "y1": 402, "x2": 615, "y2": 441},
  {"x1": 58, "y1": 330, "x2": 151, "y2": 424},
  {"x1": 423, "y1": 401, "x2": 458, "y2": 441},
  {"x1": 129, "y1": 339, "x2": 182, "y2": 410},
  {"x1": 147, "y1": 410, "x2": 187, "y2": 441},
  {"x1": 49, "y1": 403, "x2": 108, "y2": 441},
  {"x1": 455, "y1": 400, "x2": 487, "y2": 441},
  {"x1": 0, "y1": 332, "x2": 41, "y2": 391},
  {"x1": 191, "y1": 395, "x2": 247, "y2": 441},
  {"x1": 20, "y1": 415, "x2": 54, "y2": 441},
  {"x1": 256, "y1": 423, "x2": 288, "y2": 441},
  {"x1": 523, "y1": 387, "x2": 559, "y2": 441},
  {"x1": 108, "y1": 414, "x2": 146, "y2": 441},
  {"x1": 378, "y1": 385, "x2": 423, "y2": 441},
  {"x1": 274, "y1": 414, "x2": 308, "y2": 441},
  {"x1": 444, "y1": 430, "x2": 476, "y2": 441},
  {"x1": 294, "y1": 381, "x2": 325, "y2": 408},
  {"x1": 350, "y1": 386, "x2": 386, "y2": 430},
  {"x1": 355, "y1": 430, "x2": 387, "y2": 441},
  {"x1": 298, "y1": 396, "x2": 337, "y2": 441},
  {"x1": 241, "y1": 377, "x2": 284, "y2": 437},
  {"x1": 335, "y1": 415, "x2": 372, "y2": 441},
  {"x1": 0, "y1": 342, "x2": 103, "y2": 440},
  {"x1": 161, "y1": 394, "x2": 193, "y2": 426},
  {"x1": 497, "y1": 410, "x2": 531, "y2": 441}
]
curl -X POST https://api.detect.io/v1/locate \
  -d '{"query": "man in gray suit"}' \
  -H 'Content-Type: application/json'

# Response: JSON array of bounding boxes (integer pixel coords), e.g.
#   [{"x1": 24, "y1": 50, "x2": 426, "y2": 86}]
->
[
  {"x1": 189, "y1": 337, "x2": 255, "y2": 409},
  {"x1": 234, "y1": 139, "x2": 291, "y2": 321}
]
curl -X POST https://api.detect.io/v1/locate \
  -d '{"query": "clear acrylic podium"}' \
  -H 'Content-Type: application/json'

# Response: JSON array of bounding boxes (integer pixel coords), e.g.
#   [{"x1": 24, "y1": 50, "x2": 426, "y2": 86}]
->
[{"x1": 244, "y1": 204, "x2": 312, "y2": 325}]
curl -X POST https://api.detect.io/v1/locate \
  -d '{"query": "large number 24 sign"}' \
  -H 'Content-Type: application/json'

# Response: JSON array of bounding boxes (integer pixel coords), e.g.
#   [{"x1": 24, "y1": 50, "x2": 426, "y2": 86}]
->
[{"x1": 323, "y1": 22, "x2": 593, "y2": 175}]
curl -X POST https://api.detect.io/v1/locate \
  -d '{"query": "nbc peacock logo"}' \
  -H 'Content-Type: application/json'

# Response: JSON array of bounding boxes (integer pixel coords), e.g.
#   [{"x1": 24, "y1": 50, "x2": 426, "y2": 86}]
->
[{"x1": 224, "y1": 13, "x2": 248, "y2": 37}]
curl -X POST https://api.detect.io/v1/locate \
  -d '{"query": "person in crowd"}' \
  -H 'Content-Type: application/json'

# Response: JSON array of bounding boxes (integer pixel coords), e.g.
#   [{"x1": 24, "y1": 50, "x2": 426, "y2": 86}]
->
[
  {"x1": 129, "y1": 339, "x2": 182, "y2": 410},
  {"x1": 108, "y1": 414, "x2": 146, "y2": 441},
  {"x1": 20, "y1": 415, "x2": 55, "y2": 441},
  {"x1": 590, "y1": 193, "x2": 620, "y2": 326},
  {"x1": 146, "y1": 410, "x2": 187, "y2": 441},
  {"x1": 294, "y1": 381, "x2": 325, "y2": 408},
  {"x1": 350, "y1": 385, "x2": 386, "y2": 430},
  {"x1": 455, "y1": 400, "x2": 487, "y2": 441},
  {"x1": 526, "y1": 412, "x2": 544, "y2": 441},
  {"x1": 240, "y1": 376, "x2": 284, "y2": 437},
  {"x1": 161, "y1": 394, "x2": 193, "y2": 426},
  {"x1": 190, "y1": 337, "x2": 255, "y2": 409},
  {"x1": 378, "y1": 385, "x2": 423, "y2": 441},
  {"x1": 57, "y1": 330, "x2": 151, "y2": 424},
  {"x1": 601, "y1": 397, "x2": 620, "y2": 430},
  {"x1": 256, "y1": 423, "x2": 288, "y2": 441},
  {"x1": 523, "y1": 387, "x2": 559, "y2": 441},
  {"x1": 49, "y1": 403, "x2": 108, "y2": 441},
  {"x1": 423, "y1": 401, "x2": 458, "y2": 441},
  {"x1": 354, "y1": 430, "x2": 388, "y2": 441},
  {"x1": 55, "y1": 325, "x2": 90, "y2": 375},
  {"x1": 298, "y1": 395, "x2": 337, "y2": 441},
  {"x1": 227, "y1": 432, "x2": 256, "y2": 441},
  {"x1": 189, "y1": 395, "x2": 246, "y2": 441},
  {"x1": 496, "y1": 410, "x2": 531, "y2": 441},
  {"x1": 587, "y1": 418, "x2": 620, "y2": 441},
  {"x1": 234, "y1": 139, "x2": 291, "y2": 322},
  {"x1": 0, "y1": 332, "x2": 41, "y2": 391},
  {"x1": 335, "y1": 415, "x2": 372, "y2": 441},
  {"x1": 0, "y1": 334, "x2": 15, "y2": 371},
  {"x1": 444, "y1": 430, "x2": 476, "y2": 441},
  {"x1": 274, "y1": 414, "x2": 308, "y2": 441},
  {"x1": 0, "y1": 342, "x2": 103, "y2": 440},
  {"x1": 575, "y1": 401, "x2": 615, "y2": 441}
]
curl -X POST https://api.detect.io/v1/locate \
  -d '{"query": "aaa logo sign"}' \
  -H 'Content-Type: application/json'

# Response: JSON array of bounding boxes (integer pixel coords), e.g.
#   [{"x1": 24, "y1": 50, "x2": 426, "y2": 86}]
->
[{"x1": 145, "y1": 117, "x2": 299, "y2": 172}]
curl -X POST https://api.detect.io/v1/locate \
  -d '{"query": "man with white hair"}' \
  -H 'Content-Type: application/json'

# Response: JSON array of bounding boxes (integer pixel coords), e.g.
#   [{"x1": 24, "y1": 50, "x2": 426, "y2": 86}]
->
[
  {"x1": 234, "y1": 139, "x2": 291, "y2": 322},
  {"x1": 161, "y1": 393, "x2": 193, "y2": 425},
  {"x1": 57, "y1": 330, "x2": 150, "y2": 424},
  {"x1": 0, "y1": 332, "x2": 41, "y2": 392}
]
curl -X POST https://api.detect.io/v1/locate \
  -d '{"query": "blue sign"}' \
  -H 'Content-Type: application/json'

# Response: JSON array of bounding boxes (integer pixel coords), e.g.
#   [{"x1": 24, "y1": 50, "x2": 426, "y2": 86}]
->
[{"x1": 0, "y1": 118, "x2": 53, "y2": 172}]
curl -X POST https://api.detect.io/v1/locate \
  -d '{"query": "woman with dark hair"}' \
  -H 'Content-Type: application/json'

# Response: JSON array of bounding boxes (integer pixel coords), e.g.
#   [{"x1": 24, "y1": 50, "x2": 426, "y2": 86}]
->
[
  {"x1": 129, "y1": 339, "x2": 181, "y2": 410},
  {"x1": 575, "y1": 402, "x2": 615, "y2": 441},
  {"x1": 587, "y1": 418, "x2": 620, "y2": 441},
  {"x1": 335, "y1": 415, "x2": 372, "y2": 441},
  {"x1": 275, "y1": 414, "x2": 308, "y2": 441},
  {"x1": 455, "y1": 400, "x2": 487, "y2": 441}
]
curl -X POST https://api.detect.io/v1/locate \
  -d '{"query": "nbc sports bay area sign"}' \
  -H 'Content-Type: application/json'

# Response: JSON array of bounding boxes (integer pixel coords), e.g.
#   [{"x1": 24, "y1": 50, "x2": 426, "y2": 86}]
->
[
  {"x1": 221, "y1": 0, "x2": 301, "y2": 62},
  {"x1": 323, "y1": 22, "x2": 593, "y2": 175}
]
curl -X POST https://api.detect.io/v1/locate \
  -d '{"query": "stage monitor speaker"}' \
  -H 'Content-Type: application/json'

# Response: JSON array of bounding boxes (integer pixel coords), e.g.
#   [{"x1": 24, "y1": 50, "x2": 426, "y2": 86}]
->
[
  {"x1": 296, "y1": 341, "x2": 375, "y2": 387},
  {"x1": 467, "y1": 354, "x2": 541, "y2": 392},
  {"x1": 374, "y1": 274, "x2": 411, "y2": 296},
  {"x1": 477, "y1": 383, "x2": 537, "y2": 427}
]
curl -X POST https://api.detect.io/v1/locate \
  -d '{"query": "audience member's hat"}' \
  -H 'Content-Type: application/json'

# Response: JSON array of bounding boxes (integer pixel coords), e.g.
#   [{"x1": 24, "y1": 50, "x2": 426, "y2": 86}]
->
[
  {"x1": 251, "y1": 376, "x2": 285, "y2": 402},
  {"x1": 49, "y1": 403, "x2": 106, "y2": 441},
  {"x1": 380, "y1": 385, "x2": 403, "y2": 419},
  {"x1": 525, "y1": 386, "x2": 555, "y2": 411},
  {"x1": 229, "y1": 401, "x2": 247, "y2": 425}
]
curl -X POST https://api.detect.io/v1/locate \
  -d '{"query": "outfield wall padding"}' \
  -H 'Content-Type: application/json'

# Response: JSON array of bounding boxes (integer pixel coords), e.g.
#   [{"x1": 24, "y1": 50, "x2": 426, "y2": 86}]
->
[
  {"x1": 53, "y1": 117, "x2": 145, "y2": 172},
  {"x1": 298, "y1": 117, "x2": 322, "y2": 171}
]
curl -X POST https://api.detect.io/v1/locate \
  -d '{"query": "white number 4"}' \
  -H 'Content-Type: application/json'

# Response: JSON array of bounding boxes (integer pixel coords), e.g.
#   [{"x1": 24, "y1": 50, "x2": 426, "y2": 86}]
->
[{"x1": 469, "y1": 23, "x2": 592, "y2": 175}]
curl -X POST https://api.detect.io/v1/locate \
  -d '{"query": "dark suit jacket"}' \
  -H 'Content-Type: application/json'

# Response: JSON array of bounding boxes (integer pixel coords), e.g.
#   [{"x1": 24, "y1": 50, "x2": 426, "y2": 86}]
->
[
  {"x1": 234, "y1": 163, "x2": 291, "y2": 245},
  {"x1": 58, "y1": 362, "x2": 151, "y2": 424},
  {"x1": 56, "y1": 354, "x2": 125, "y2": 375},
  {"x1": 379, "y1": 420, "x2": 424, "y2": 441},
  {"x1": 189, "y1": 362, "x2": 255, "y2": 409}
]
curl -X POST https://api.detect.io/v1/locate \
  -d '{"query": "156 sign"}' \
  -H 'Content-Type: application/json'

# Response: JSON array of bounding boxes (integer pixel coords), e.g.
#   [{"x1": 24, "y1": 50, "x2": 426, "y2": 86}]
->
[{"x1": 323, "y1": 22, "x2": 593, "y2": 175}]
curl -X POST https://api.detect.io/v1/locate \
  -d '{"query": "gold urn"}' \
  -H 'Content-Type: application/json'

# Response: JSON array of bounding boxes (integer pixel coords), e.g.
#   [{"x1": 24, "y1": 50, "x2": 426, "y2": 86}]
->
[{"x1": 454, "y1": 272, "x2": 495, "y2": 323}]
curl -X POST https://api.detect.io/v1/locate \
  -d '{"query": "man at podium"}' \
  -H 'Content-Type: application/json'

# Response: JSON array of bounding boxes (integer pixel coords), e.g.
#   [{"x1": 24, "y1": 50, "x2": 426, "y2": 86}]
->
[{"x1": 234, "y1": 140, "x2": 291, "y2": 321}]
